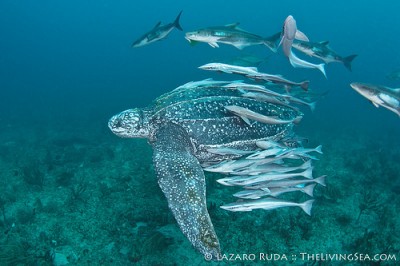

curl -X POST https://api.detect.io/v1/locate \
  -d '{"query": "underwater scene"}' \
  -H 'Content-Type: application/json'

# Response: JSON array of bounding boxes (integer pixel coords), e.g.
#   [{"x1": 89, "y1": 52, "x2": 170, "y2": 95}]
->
[{"x1": 1, "y1": 0, "x2": 400, "y2": 265}]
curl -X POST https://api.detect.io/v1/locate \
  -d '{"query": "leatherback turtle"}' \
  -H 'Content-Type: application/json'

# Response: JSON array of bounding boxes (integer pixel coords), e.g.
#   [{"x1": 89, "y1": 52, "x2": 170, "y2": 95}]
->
[{"x1": 108, "y1": 78, "x2": 303, "y2": 258}]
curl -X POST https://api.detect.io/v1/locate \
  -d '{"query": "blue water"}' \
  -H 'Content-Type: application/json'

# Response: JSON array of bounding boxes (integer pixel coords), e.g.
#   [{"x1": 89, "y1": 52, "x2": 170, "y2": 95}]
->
[
  {"x1": 1, "y1": 0, "x2": 399, "y2": 125},
  {"x1": 1, "y1": 0, "x2": 400, "y2": 265}
]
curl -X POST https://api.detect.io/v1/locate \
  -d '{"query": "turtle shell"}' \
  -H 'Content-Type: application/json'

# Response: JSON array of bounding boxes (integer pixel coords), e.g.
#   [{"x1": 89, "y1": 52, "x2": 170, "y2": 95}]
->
[{"x1": 144, "y1": 83, "x2": 301, "y2": 161}]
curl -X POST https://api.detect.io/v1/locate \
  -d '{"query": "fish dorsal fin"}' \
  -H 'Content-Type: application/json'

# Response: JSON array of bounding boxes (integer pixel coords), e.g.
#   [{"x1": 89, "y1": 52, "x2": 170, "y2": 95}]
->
[
  {"x1": 247, "y1": 67, "x2": 258, "y2": 72},
  {"x1": 319, "y1": 41, "x2": 329, "y2": 46},
  {"x1": 295, "y1": 30, "x2": 309, "y2": 42},
  {"x1": 153, "y1": 21, "x2": 162, "y2": 29},
  {"x1": 225, "y1": 22, "x2": 240, "y2": 28}
]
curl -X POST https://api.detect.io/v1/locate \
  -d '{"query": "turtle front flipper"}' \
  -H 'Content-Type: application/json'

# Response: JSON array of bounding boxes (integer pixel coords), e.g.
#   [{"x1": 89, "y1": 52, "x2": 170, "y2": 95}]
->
[{"x1": 152, "y1": 123, "x2": 221, "y2": 259}]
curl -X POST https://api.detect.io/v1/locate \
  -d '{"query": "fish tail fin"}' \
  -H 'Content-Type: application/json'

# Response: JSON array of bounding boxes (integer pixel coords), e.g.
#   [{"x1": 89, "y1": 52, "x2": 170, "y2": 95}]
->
[
  {"x1": 303, "y1": 167, "x2": 314, "y2": 179},
  {"x1": 306, "y1": 101, "x2": 317, "y2": 112},
  {"x1": 289, "y1": 51, "x2": 326, "y2": 78},
  {"x1": 315, "y1": 175, "x2": 327, "y2": 187},
  {"x1": 302, "y1": 184, "x2": 316, "y2": 197},
  {"x1": 300, "y1": 160, "x2": 312, "y2": 170},
  {"x1": 174, "y1": 11, "x2": 183, "y2": 31},
  {"x1": 343, "y1": 54, "x2": 357, "y2": 71},
  {"x1": 315, "y1": 145, "x2": 323, "y2": 154},
  {"x1": 299, "y1": 199, "x2": 315, "y2": 216},
  {"x1": 293, "y1": 116, "x2": 303, "y2": 124},
  {"x1": 300, "y1": 80, "x2": 309, "y2": 91},
  {"x1": 317, "y1": 63, "x2": 327, "y2": 78},
  {"x1": 263, "y1": 32, "x2": 281, "y2": 53}
]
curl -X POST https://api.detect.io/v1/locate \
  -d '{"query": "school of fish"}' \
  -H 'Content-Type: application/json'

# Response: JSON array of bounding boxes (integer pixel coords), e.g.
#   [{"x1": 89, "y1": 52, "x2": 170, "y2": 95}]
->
[{"x1": 125, "y1": 11, "x2": 399, "y2": 258}]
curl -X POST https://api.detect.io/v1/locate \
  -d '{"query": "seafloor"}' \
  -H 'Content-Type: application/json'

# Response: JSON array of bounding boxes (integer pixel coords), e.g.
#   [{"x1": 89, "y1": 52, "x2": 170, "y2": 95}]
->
[{"x1": 0, "y1": 115, "x2": 399, "y2": 266}]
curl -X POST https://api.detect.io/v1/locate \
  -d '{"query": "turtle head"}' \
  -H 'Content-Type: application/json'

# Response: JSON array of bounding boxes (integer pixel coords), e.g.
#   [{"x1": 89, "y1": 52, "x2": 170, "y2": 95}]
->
[{"x1": 108, "y1": 108, "x2": 148, "y2": 138}]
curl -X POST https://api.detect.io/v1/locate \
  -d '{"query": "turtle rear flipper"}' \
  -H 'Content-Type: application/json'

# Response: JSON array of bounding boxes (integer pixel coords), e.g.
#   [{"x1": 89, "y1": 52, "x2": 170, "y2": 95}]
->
[{"x1": 153, "y1": 123, "x2": 221, "y2": 259}]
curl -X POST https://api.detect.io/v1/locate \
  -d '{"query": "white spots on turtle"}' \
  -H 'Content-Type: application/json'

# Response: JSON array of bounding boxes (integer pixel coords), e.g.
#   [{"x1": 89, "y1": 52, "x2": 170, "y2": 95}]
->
[{"x1": 270, "y1": 109, "x2": 278, "y2": 115}]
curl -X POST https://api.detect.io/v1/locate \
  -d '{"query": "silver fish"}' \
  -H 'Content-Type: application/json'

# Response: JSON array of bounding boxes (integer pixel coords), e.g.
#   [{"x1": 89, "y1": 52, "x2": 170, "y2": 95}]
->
[
  {"x1": 222, "y1": 167, "x2": 313, "y2": 186},
  {"x1": 244, "y1": 150, "x2": 302, "y2": 166},
  {"x1": 219, "y1": 160, "x2": 310, "y2": 178},
  {"x1": 267, "y1": 183, "x2": 316, "y2": 197},
  {"x1": 223, "y1": 82, "x2": 290, "y2": 99},
  {"x1": 250, "y1": 145, "x2": 321, "y2": 160},
  {"x1": 242, "y1": 92, "x2": 299, "y2": 112},
  {"x1": 280, "y1": 15, "x2": 326, "y2": 77},
  {"x1": 132, "y1": 11, "x2": 183, "y2": 47},
  {"x1": 200, "y1": 62, "x2": 309, "y2": 91},
  {"x1": 246, "y1": 146, "x2": 288, "y2": 159},
  {"x1": 210, "y1": 156, "x2": 292, "y2": 178},
  {"x1": 199, "y1": 62, "x2": 260, "y2": 76},
  {"x1": 245, "y1": 175, "x2": 326, "y2": 190},
  {"x1": 204, "y1": 159, "x2": 255, "y2": 174},
  {"x1": 207, "y1": 147, "x2": 257, "y2": 156},
  {"x1": 247, "y1": 73, "x2": 310, "y2": 91},
  {"x1": 185, "y1": 23, "x2": 280, "y2": 51},
  {"x1": 232, "y1": 189, "x2": 271, "y2": 200},
  {"x1": 280, "y1": 16, "x2": 308, "y2": 57},
  {"x1": 350, "y1": 82, "x2": 400, "y2": 117},
  {"x1": 233, "y1": 183, "x2": 316, "y2": 199},
  {"x1": 220, "y1": 198, "x2": 315, "y2": 215},
  {"x1": 175, "y1": 78, "x2": 232, "y2": 90},
  {"x1": 292, "y1": 145, "x2": 322, "y2": 154},
  {"x1": 256, "y1": 140, "x2": 286, "y2": 149},
  {"x1": 228, "y1": 163, "x2": 286, "y2": 176},
  {"x1": 225, "y1": 105, "x2": 302, "y2": 125},
  {"x1": 292, "y1": 40, "x2": 357, "y2": 71},
  {"x1": 234, "y1": 160, "x2": 312, "y2": 176}
]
